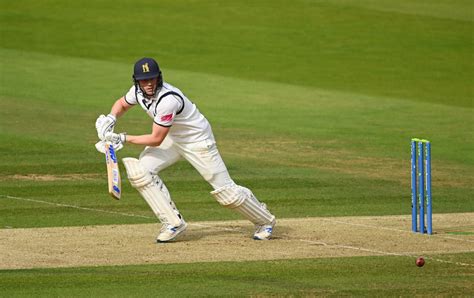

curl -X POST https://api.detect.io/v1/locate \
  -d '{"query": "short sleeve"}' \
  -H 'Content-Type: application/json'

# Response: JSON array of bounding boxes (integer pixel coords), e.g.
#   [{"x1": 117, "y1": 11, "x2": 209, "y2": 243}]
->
[
  {"x1": 154, "y1": 97, "x2": 180, "y2": 127},
  {"x1": 124, "y1": 86, "x2": 138, "y2": 105}
]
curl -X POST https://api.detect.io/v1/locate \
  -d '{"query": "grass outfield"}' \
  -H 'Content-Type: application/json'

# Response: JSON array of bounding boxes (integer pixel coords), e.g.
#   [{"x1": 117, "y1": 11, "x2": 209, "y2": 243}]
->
[
  {"x1": 0, "y1": 51, "x2": 472, "y2": 228},
  {"x1": 0, "y1": 0, "x2": 473, "y2": 296},
  {"x1": 1, "y1": 255, "x2": 473, "y2": 296}
]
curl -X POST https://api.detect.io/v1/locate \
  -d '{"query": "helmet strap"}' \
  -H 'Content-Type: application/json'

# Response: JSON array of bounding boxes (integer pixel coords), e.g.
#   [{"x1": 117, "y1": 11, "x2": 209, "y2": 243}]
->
[{"x1": 132, "y1": 73, "x2": 163, "y2": 99}]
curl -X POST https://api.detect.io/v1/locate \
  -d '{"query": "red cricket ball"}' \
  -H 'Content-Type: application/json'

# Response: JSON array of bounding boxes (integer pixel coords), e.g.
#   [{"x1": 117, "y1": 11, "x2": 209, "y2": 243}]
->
[{"x1": 416, "y1": 257, "x2": 425, "y2": 267}]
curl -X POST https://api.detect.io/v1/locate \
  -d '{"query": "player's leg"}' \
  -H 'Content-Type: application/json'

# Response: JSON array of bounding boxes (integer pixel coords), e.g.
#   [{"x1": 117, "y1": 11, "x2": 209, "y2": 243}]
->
[
  {"x1": 175, "y1": 139, "x2": 276, "y2": 240},
  {"x1": 210, "y1": 179, "x2": 276, "y2": 240},
  {"x1": 123, "y1": 137, "x2": 187, "y2": 242}
]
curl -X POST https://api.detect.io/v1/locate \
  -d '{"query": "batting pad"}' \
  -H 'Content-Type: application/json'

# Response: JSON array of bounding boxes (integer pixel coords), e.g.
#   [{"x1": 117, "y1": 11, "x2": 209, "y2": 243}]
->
[
  {"x1": 123, "y1": 157, "x2": 182, "y2": 227},
  {"x1": 211, "y1": 184, "x2": 275, "y2": 225}
]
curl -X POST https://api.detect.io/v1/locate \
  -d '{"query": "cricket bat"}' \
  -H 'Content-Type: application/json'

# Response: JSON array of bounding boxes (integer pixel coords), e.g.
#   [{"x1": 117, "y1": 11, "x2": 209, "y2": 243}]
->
[{"x1": 104, "y1": 142, "x2": 121, "y2": 200}]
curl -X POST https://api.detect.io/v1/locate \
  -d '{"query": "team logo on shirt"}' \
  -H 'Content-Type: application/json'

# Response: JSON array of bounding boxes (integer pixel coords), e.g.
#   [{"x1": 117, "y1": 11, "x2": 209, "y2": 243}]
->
[
  {"x1": 142, "y1": 63, "x2": 150, "y2": 73},
  {"x1": 161, "y1": 113, "x2": 174, "y2": 122}
]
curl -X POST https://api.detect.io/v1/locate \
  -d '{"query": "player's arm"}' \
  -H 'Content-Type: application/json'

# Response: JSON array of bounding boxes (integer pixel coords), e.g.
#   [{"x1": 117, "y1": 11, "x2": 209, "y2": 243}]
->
[
  {"x1": 125, "y1": 123, "x2": 170, "y2": 147},
  {"x1": 110, "y1": 96, "x2": 133, "y2": 118},
  {"x1": 96, "y1": 97, "x2": 134, "y2": 140},
  {"x1": 104, "y1": 95, "x2": 177, "y2": 147},
  {"x1": 123, "y1": 96, "x2": 178, "y2": 146}
]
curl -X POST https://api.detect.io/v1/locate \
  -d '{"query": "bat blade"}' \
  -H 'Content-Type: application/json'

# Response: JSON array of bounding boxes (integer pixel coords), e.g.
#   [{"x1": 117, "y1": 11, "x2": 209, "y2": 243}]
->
[{"x1": 105, "y1": 143, "x2": 121, "y2": 200}]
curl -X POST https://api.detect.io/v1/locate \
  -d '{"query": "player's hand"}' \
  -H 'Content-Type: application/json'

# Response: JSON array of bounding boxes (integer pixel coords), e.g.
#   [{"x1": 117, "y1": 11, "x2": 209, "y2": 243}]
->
[
  {"x1": 94, "y1": 140, "x2": 123, "y2": 153},
  {"x1": 95, "y1": 114, "x2": 116, "y2": 140},
  {"x1": 104, "y1": 132, "x2": 127, "y2": 145}
]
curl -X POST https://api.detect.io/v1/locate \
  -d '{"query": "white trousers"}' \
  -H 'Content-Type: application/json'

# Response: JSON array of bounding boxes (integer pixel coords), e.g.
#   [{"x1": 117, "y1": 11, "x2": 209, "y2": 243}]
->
[
  {"x1": 138, "y1": 136, "x2": 233, "y2": 189},
  {"x1": 136, "y1": 136, "x2": 275, "y2": 227}
]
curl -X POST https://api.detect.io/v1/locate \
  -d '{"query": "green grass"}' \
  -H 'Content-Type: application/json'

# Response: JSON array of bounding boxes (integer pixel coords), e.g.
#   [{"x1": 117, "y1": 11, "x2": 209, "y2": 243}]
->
[
  {"x1": 0, "y1": 52, "x2": 472, "y2": 228},
  {"x1": 0, "y1": 0, "x2": 473, "y2": 296},
  {"x1": 1, "y1": 254, "x2": 473, "y2": 296},
  {"x1": 1, "y1": 0, "x2": 472, "y2": 107}
]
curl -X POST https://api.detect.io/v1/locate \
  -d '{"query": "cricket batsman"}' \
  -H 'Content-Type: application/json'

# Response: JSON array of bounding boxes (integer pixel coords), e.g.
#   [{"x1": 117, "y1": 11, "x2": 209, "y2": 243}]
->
[{"x1": 95, "y1": 57, "x2": 276, "y2": 242}]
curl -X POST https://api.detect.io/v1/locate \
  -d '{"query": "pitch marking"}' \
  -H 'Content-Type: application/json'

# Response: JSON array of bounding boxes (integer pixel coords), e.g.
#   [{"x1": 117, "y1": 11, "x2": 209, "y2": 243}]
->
[
  {"x1": 0, "y1": 194, "x2": 154, "y2": 220},
  {"x1": 2, "y1": 194, "x2": 473, "y2": 267}
]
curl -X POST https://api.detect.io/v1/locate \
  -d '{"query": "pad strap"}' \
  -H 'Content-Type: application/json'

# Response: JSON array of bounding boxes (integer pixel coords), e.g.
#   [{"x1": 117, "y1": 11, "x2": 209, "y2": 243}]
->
[{"x1": 211, "y1": 183, "x2": 275, "y2": 225}]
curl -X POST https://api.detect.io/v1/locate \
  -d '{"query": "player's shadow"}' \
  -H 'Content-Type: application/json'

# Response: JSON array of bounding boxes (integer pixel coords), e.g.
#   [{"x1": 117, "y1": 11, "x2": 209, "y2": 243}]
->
[{"x1": 169, "y1": 222, "x2": 292, "y2": 242}]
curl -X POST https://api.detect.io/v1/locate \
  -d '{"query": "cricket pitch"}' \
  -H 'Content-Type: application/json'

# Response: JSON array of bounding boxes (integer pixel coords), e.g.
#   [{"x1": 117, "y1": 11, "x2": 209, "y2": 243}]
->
[{"x1": 0, "y1": 213, "x2": 473, "y2": 269}]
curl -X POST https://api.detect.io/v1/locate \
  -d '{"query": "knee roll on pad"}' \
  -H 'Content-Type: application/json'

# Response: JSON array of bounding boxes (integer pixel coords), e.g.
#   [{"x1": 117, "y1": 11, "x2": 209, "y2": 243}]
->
[
  {"x1": 210, "y1": 183, "x2": 246, "y2": 208},
  {"x1": 211, "y1": 183, "x2": 275, "y2": 225},
  {"x1": 122, "y1": 157, "x2": 153, "y2": 189},
  {"x1": 123, "y1": 157, "x2": 182, "y2": 227}
]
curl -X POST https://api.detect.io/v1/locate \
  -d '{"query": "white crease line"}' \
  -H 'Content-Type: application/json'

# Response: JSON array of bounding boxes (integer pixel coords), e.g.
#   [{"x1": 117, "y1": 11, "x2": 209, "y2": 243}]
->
[
  {"x1": 2, "y1": 194, "x2": 472, "y2": 243},
  {"x1": 319, "y1": 218, "x2": 474, "y2": 243},
  {"x1": 300, "y1": 239, "x2": 409, "y2": 256},
  {"x1": 300, "y1": 239, "x2": 474, "y2": 267},
  {"x1": 0, "y1": 195, "x2": 154, "y2": 220},
  {"x1": 2, "y1": 194, "x2": 474, "y2": 267},
  {"x1": 0, "y1": 195, "x2": 241, "y2": 231},
  {"x1": 0, "y1": 195, "x2": 246, "y2": 232}
]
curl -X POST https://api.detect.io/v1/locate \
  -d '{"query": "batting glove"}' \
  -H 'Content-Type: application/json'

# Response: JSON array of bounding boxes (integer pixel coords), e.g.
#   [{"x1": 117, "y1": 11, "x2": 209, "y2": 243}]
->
[
  {"x1": 94, "y1": 140, "x2": 123, "y2": 154},
  {"x1": 95, "y1": 114, "x2": 116, "y2": 140},
  {"x1": 104, "y1": 132, "x2": 127, "y2": 145}
]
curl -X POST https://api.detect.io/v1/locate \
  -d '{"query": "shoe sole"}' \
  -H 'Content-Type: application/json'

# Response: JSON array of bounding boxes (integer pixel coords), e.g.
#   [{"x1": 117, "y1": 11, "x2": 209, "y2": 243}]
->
[
  {"x1": 156, "y1": 223, "x2": 188, "y2": 243},
  {"x1": 253, "y1": 236, "x2": 271, "y2": 240},
  {"x1": 253, "y1": 229, "x2": 273, "y2": 240},
  {"x1": 253, "y1": 220, "x2": 275, "y2": 240}
]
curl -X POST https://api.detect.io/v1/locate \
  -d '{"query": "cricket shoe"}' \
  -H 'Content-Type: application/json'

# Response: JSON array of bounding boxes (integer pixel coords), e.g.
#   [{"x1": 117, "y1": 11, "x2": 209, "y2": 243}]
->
[
  {"x1": 253, "y1": 219, "x2": 276, "y2": 240},
  {"x1": 157, "y1": 221, "x2": 188, "y2": 243}
]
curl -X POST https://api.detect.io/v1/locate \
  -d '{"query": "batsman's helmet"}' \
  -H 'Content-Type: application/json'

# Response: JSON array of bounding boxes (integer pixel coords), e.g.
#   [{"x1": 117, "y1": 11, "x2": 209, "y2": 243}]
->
[{"x1": 133, "y1": 57, "x2": 163, "y2": 95}]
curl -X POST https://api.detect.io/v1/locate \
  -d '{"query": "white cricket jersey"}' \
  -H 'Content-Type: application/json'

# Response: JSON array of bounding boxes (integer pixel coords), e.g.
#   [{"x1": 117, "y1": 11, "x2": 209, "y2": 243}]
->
[{"x1": 124, "y1": 82, "x2": 213, "y2": 143}]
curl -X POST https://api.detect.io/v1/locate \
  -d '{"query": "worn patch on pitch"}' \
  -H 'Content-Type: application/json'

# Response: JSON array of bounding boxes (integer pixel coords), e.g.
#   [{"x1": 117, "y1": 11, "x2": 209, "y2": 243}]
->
[
  {"x1": 0, "y1": 213, "x2": 473, "y2": 269},
  {"x1": 1, "y1": 174, "x2": 101, "y2": 181}
]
